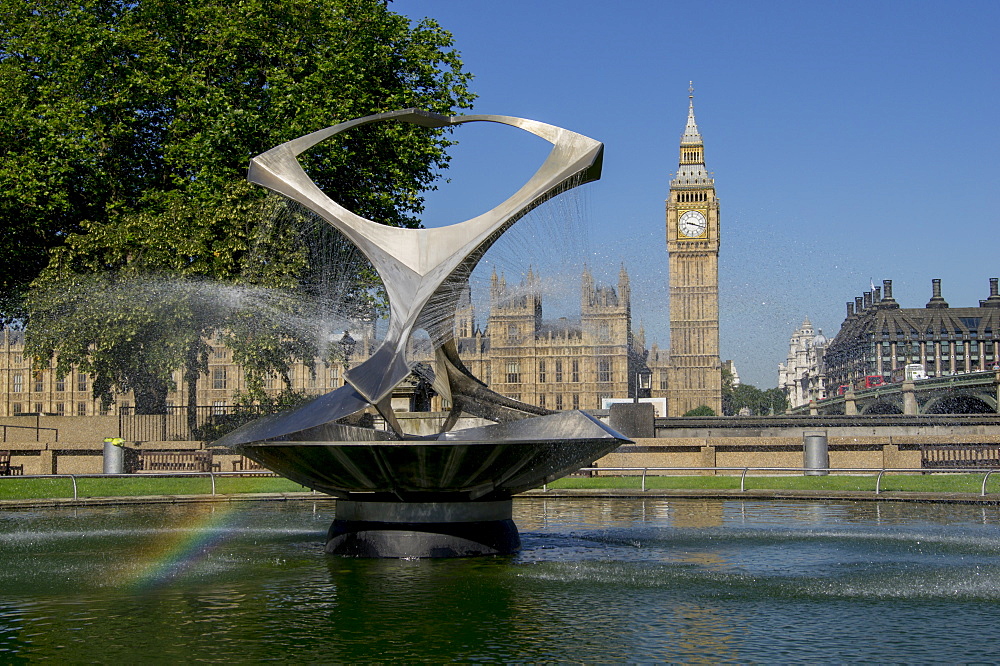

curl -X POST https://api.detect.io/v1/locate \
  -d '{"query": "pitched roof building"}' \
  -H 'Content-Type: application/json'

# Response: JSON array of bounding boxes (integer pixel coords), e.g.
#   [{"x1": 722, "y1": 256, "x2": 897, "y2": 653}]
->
[{"x1": 823, "y1": 278, "x2": 1000, "y2": 390}]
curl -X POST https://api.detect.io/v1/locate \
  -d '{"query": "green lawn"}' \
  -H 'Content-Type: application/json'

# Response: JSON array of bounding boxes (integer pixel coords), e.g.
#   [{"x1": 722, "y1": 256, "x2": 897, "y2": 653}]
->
[
  {"x1": 0, "y1": 475, "x2": 309, "y2": 500},
  {"x1": 3, "y1": 472, "x2": 1000, "y2": 501},
  {"x1": 547, "y1": 472, "x2": 1000, "y2": 494}
]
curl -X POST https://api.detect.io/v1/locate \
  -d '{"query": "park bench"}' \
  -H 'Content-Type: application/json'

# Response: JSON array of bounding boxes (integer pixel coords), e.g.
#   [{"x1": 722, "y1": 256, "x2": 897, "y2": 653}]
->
[
  {"x1": 136, "y1": 450, "x2": 220, "y2": 473},
  {"x1": 920, "y1": 444, "x2": 1000, "y2": 469},
  {"x1": 0, "y1": 450, "x2": 24, "y2": 476}
]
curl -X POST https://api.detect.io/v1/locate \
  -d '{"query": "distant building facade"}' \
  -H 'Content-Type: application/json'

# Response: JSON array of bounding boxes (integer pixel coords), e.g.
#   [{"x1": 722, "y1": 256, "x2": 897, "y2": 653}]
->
[
  {"x1": 778, "y1": 318, "x2": 829, "y2": 408},
  {"x1": 823, "y1": 278, "x2": 1000, "y2": 391},
  {"x1": 0, "y1": 267, "x2": 655, "y2": 417},
  {"x1": 722, "y1": 359, "x2": 741, "y2": 387},
  {"x1": 415, "y1": 266, "x2": 647, "y2": 412},
  {"x1": 0, "y1": 325, "x2": 380, "y2": 418}
]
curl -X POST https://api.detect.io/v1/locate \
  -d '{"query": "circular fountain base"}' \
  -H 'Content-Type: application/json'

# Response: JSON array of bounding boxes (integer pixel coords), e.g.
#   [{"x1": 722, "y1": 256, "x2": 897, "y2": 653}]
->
[{"x1": 326, "y1": 499, "x2": 520, "y2": 558}]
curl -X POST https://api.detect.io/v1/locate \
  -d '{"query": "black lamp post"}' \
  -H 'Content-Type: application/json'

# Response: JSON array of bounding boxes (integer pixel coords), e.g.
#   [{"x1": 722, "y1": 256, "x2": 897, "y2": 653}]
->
[
  {"x1": 339, "y1": 330, "x2": 356, "y2": 385},
  {"x1": 635, "y1": 367, "x2": 652, "y2": 403}
]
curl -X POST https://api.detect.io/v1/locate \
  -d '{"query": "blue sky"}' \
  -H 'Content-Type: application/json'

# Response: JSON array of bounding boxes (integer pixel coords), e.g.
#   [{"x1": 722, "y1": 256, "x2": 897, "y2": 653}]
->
[{"x1": 398, "y1": 0, "x2": 1000, "y2": 388}]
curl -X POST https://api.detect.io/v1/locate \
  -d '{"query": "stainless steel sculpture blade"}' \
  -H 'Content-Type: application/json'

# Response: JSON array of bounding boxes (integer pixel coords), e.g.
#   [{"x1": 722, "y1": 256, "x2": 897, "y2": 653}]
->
[
  {"x1": 215, "y1": 109, "x2": 624, "y2": 558},
  {"x1": 247, "y1": 108, "x2": 603, "y2": 410}
]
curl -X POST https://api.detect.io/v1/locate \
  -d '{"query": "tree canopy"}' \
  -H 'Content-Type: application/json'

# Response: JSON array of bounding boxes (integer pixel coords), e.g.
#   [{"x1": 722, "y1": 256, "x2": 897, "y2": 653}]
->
[
  {"x1": 683, "y1": 405, "x2": 716, "y2": 417},
  {"x1": 722, "y1": 369, "x2": 789, "y2": 416},
  {"x1": 4, "y1": 0, "x2": 475, "y2": 411}
]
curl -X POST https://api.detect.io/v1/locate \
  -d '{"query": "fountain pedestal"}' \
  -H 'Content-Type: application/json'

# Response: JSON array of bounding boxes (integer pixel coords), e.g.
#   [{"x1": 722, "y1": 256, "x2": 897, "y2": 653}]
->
[{"x1": 327, "y1": 499, "x2": 519, "y2": 558}]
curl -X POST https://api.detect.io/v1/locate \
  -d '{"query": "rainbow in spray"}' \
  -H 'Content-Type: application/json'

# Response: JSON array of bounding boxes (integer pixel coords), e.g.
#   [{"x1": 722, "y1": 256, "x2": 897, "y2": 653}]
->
[{"x1": 126, "y1": 503, "x2": 242, "y2": 592}]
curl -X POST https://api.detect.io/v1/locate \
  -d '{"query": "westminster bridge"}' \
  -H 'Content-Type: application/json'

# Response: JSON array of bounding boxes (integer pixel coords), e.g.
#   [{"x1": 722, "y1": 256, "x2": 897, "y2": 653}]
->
[{"x1": 787, "y1": 370, "x2": 1000, "y2": 416}]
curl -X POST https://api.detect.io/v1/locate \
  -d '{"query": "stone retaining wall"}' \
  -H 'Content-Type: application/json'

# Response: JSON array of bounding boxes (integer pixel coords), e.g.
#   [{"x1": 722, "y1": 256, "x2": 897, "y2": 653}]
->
[
  {"x1": 5, "y1": 431, "x2": 1000, "y2": 476},
  {"x1": 593, "y1": 435, "x2": 957, "y2": 474}
]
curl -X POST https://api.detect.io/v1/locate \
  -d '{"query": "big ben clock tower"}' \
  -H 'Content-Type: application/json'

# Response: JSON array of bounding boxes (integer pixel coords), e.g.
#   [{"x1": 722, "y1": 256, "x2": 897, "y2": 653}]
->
[{"x1": 665, "y1": 85, "x2": 722, "y2": 416}]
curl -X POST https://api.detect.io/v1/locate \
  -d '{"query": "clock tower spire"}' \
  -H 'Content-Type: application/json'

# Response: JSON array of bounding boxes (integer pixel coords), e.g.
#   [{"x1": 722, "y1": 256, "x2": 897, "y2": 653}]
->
[{"x1": 665, "y1": 84, "x2": 722, "y2": 416}]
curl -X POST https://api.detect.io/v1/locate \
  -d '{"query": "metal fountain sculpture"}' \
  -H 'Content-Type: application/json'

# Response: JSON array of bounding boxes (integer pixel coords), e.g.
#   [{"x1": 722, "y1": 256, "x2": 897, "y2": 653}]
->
[{"x1": 216, "y1": 109, "x2": 630, "y2": 557}]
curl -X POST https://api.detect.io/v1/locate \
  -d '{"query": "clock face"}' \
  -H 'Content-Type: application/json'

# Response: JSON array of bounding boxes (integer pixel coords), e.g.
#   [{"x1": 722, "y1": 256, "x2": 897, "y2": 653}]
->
[{"x1": 678, "y1": 210, "x2": 707, "y2": 238}]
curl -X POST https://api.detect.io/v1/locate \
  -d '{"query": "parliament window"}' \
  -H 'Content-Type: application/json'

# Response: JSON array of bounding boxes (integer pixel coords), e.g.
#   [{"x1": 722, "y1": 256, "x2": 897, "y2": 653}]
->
[
  {"x1": 506, "y1": 361, "x2": 520, "y2": 384},
  {"x1": 538, "y1": 361, "x2": 546, "y2": 383},
  {"x1": 78, "y1": 373, "x2": 87, "y2": 392},
  {"x1": 12, "y1": 373, "x2": 22, "y2": 393},
  {"x1": 598, "y1": 359, "x2": 612, "y2": 383},
  {"x1": 555, "y1": 361, "x2": 563, "y2": 383},
  {"x1": 572, "y1": 360, "x2": 580, "y2": 383},
  {"x1": 212, "y1": 368, "x2": 227, "y2": 390}
]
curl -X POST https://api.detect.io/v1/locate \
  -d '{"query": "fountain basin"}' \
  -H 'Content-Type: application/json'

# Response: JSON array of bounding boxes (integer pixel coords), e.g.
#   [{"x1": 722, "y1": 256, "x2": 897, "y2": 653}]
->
[
  {"x1": 234, "y1": 410, "x2": 628, "y2": 501},
  {"x1": 233, "y1": 410, "x2": 629, "y2": 556}
]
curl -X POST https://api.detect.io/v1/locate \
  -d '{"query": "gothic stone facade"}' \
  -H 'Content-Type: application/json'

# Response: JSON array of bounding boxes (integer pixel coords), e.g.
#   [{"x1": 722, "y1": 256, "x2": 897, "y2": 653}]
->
[
  {"x1": 0, "y1": 268, "x2": 652, "y2": 417},
  {"x1": 416, "y1": 266, "x2": 646, "y2": 412}
]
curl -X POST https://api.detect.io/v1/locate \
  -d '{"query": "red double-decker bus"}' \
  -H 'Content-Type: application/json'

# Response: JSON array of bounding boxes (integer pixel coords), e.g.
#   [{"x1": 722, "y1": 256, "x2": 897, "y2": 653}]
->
[{"x1": 854, "y1": 375, "x2": 885, "y2": 390}]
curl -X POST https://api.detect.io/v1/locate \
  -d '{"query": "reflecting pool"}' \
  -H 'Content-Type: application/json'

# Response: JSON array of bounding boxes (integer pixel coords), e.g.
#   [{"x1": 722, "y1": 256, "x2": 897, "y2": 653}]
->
[{"x1": 3, "y1": 497, "x2": 1000, "y2": 662}]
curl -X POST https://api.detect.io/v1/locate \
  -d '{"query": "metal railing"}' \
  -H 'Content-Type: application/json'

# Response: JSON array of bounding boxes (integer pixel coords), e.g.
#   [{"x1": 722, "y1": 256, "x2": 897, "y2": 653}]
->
[
  {"x1": 6, "y1": 467, "x2": 1000, "y2": 502},
  {"x1": 1, "y1": 423, "x2": 59, "y2": 442},
  {"x1": 118, "y1": 406, "x2": 267, "y2": 442},
  {"x1": 549, "y1": 466, "x2": 1000, "y2": 497},
  {"x1": 117, "y1": 404, "x2": 393, "y2": 442}
]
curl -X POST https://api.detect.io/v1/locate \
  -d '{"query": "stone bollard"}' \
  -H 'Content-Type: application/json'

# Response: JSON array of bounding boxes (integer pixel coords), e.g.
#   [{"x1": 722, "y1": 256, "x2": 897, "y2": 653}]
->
[
  {"x1": 103, "y1": 437, "x2": 125, "y2": 474},
  {"x1": 803, "y1": 431, "x2": 829, "y2": 476}
]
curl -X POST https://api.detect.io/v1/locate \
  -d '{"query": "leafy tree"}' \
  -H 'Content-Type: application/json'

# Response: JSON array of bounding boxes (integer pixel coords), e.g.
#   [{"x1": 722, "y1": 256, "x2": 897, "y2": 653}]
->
[
  {"x1": 7, "y1": 0, "x2": 475, "y2": 412},
  {"x1": 683, "y1": 405, "x2": 716, "y2": 417},
  {"x1": 763, "y1": 387, "x2": 789, "y2": 415},
  {"x1": 722, "y1": 381, "x2": 789, "y2": 416}
]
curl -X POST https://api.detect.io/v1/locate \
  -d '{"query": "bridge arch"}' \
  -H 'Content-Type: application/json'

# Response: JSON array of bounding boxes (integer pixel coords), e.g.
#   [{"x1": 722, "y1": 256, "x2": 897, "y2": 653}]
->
[
  {"x1": 859, "y1": 398, "x2": 904, "y2": 415},
  {"x1": 922, "y1": 394, "x2": 995, "y2": 415}
]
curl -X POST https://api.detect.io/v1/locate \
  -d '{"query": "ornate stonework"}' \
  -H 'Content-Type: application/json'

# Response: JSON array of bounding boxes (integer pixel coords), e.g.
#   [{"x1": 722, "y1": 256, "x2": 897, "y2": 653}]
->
[
  {"x1": 665, "y1": 86, "x2": 722, "y2": 416},
  {"x1": 778, "y1": 318, "x2": 829, "y2": 408}
]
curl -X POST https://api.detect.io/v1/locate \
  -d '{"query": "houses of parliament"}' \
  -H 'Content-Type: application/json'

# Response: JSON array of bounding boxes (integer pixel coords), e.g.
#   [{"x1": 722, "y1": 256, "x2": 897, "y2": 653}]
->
[{"x1": 0, "y1": 93, "x2": 724, "y2": 419}]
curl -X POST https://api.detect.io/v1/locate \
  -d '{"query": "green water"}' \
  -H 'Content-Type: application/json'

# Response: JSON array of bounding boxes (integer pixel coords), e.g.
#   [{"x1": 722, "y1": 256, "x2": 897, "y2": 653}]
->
[{"x1": 3, "y1": 498, "x2": 1000, "y2": 662}]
